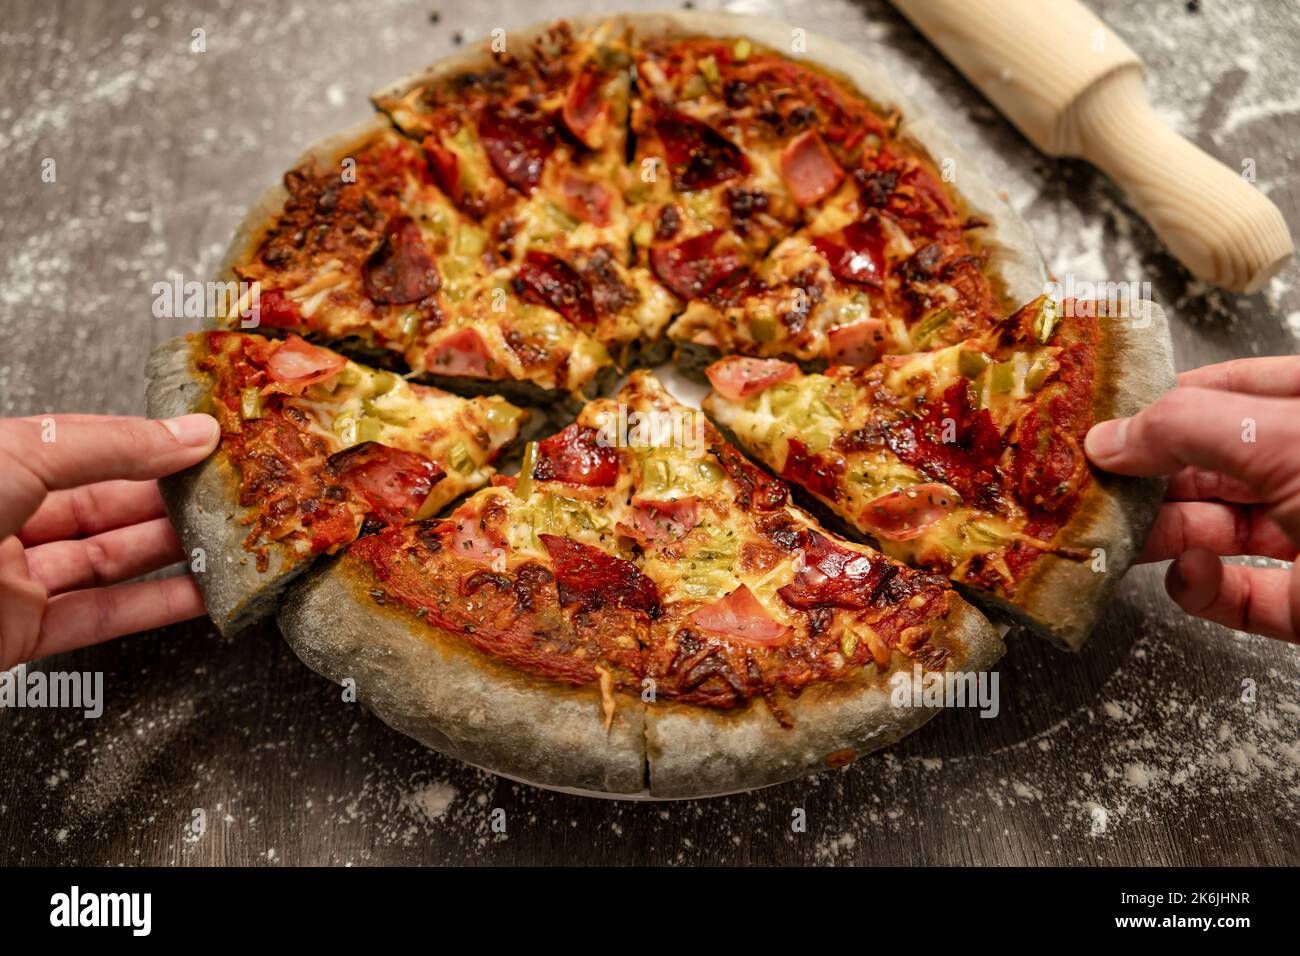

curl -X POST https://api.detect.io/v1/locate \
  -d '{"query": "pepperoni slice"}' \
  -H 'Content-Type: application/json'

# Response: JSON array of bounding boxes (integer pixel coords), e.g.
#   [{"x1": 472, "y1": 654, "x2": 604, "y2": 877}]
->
[
  {"x1": 478, "y1": 103, "x2": 556, "y2": 194},
  {"x1": 533, "y1": 423, "x2": 619, "y2": 487},
  {"x1": 777, "y1": 531, "x2": 891, "y2": 610},
  {"x1": 1013, "y1": 406, "x2": 1083, "y2": 514},
  {"x1": 812, "y1": 216, "x2": 887, "y2": 287},
  {"x1": 562, "y1": 64, "x2": 608, "y2": 149},
  {"x1": 654, "y1": 109, "x2": 750, "y2": 191},
  {"x1": 307, "y1": 505, "x2": 359, "y2": 554},
  {"x1": 539, "y1": 534, "x2": 660, "y2": 616},
  {"x1": 780, "y1": 130, "x2": 844, "y2": 207},
  {"x1": 827, "y1": 318, "x2": 887, "y2": 366},
  {"x1": 860, "y1": 483, "x2": 960, "y2": 542},
  {"x1": 362, "y1": 215, "x2": 440, "y2": 305},
  {"x1": 514, "y1": 251, "x2": 596, "y2": 328},
  {"x1": 423, "y1": 137, "x2": 461, "y2": 204},
  {"x1": 264, "y1": 335, "x2": 346, "y2": 391},
  {"x1": 711, "y1": 440, "x2": 788, "y2": 512},
  {"x1": 689, "y1": 584, "x2": 790, "y2": 646},
  {"x1": 781, "y1": 438, "x2": 843, "y2": 501},
  {"x1": 424, "y1": 327, "x2": 495, "y2": 379},
  {"x1": 252, "y1": 288, "x2": 302, "y2": 329},
  {"x1": 618, "y1": 496, "x2": 701, "y2": 547},
  {"x1": 650, "y1": 230, "x2": 744, "y2": 300},
  {"x1": 887, "y1": 381, "x2": 1003, "y2": 500},
  {"x1": 326, "y1": 442, "x2": 446, "y2": 527},
  {"x1": 560, "y1": 173, "x2": 613, "y2": 227},
  {"x1": 705, "y1": 356, "x2": 798, "y2": 401},
  {"x1": 704, "y1": 267, "x2": 764, "y2": 308}
]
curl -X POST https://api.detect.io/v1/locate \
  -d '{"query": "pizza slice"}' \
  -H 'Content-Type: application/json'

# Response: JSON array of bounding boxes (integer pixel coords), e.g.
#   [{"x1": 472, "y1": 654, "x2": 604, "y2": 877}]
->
[
  {"x1": 218, "y1": 117, "x2": 621, "y2": 408},
  {"x1": 223, "y1": 120, "x2": 477, "y2": 365},
  {"x1": 648, "y1": 39, "x2": 1004, "y2": 372},
  {"x1": 374, "y1": 22, "x2": 678, "y2": 383},
  {"x1": 276, "y1": 370, "x2": 1001, "y2": 797},
  {"x1": 703, "y1": 296, "x2": 1173, "y2": 648},
  {"x1": 145, "y1": 331, "x2": 524, "y2": 634}
]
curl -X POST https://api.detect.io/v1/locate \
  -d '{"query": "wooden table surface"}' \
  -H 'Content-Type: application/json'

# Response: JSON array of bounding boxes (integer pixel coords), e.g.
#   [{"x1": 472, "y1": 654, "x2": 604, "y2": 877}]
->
[{"x1": 1, "y1": 0, "x2": 1297, "y2": 866}]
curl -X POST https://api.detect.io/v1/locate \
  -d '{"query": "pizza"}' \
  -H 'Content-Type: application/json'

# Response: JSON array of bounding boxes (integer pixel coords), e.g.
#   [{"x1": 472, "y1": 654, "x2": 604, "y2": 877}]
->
[
  {"x1": 145, "y1": 330, "x2": 524, "y2": 633},
  {"x1": 703, "y1": 295, "x2": 1170, "y2": 647},
  {"x1": 148, "y1": 13, "x2": 1174, "y2": 797}
]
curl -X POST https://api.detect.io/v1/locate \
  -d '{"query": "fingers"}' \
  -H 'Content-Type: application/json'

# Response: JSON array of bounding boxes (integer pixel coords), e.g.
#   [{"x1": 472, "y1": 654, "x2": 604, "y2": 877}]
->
[
  {"x1": 1165, "y1": 467, "x2": 1260, "y2": 504},
  {"x1": 1177, "y1": 356, "x2": 1300, "y2": 397},
  {"x1": 1138, "y1": 502, "x2": 1297, "y2": 564},
  {"x1": 18, "y1": 479, "x2": 166, "y2": 546},
  {"x1": 23, "y1": 517, "x2": 187, "y2": 596},
  {"x1": 0, "y1": 414, "x2": 218, "y2": 540},
  {"x1": 35, "y1": 574, "x2": 207, "y2": 660},
  {"x1": 1165, "y1": 549, "x2": 1297, "y2": 643},
  {"x1": 1085, "y1": 389, "x2": 1300, "y2": 538}
]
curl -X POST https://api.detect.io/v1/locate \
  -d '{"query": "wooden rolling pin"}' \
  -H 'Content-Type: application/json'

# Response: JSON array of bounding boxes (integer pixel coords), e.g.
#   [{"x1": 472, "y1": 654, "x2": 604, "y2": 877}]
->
[{"x1": 890, "y1": 0, "x2": 1293, "y2": 293}]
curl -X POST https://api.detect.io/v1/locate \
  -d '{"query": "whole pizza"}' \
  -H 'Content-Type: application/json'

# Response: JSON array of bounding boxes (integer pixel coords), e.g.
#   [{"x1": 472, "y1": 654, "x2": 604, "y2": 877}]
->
[{"x1": 145, "y1": 13, "x2": 1174, "y2": 798}]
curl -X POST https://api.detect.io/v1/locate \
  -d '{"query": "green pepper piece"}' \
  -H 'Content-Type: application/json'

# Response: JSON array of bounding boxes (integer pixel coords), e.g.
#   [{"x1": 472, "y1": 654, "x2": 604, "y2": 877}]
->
[
  {"x1": 336, "y1": 364, "x2": 364, "y2": 388},
  {"x1": 545, "y1": 203, "x2": 578, "y2": 231},
  {"x1": 959, "y1": 349, "x2": 991, "y2": 379},
  {"x1": 401, "y1": 312, "x2": 421, "y2": 346},
  {"x1": 515, "y1": 441, "x2": 539, "y2": 499},
  {"x1": 698, "y1": 55, "x2": 721, "y2": 88},
  {"x1": 682, "y1": 74, "x2": 707, "y2": 99},
  {"x1": 240, "y1": 386, "x2": 263, "y2": 419},
  {"x1": 447, "y1": 442, "x2": 476, "y2": 475},
  {"x1": 370, "y1": 370, "x2": 400, "y2": 396},
  {"x1": 1024, "y1": 355, "x2": 1051, "y2": 392},
  {"x1": 748, "y1": 313, "x2": 777, "y2": 343},
  {"x1": 990, "y1": 360, "x2": 1016, "y2": 393},
  {"x1": 912, "y1": 307, "x2": 953, "y2": 347},
  {"x1": 455, "y1": 227, "x2": 486, "y2": 258},
  {"x1": 694, "y1": 459, "x2": 725, "y2": 484},
  {"x1": 633, "y1": 221, "x2": 654, "y2": 249},
  {"x1": 485, "y1": 401, "x2": 523, "y2": 431},
  {"x1": 733, "y1": 38, "x2": 753, "y2": 62},
  {"x1": 356, "y1": 416, "x2": 383, "y2": 443}
]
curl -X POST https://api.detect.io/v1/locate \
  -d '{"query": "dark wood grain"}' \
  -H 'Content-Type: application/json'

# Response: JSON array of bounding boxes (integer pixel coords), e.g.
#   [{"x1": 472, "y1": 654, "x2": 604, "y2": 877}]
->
[{"x1": 1, "y1": 0, "x2": 1297, "y2": 866}]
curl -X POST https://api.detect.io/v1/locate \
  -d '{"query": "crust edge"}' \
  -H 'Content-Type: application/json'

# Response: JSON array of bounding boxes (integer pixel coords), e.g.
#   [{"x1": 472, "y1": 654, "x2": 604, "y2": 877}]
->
[
  {"x1": 276, "y1": 554, "x2": 650, "y2": 796},
  {"x1": 144, "y1": 336, "x2": 311, "y2": 635},
  {"x1": 644, "y1": 597, "x2": 1003, "y2": 798},
  {"x1": 1001, "y1": 305, "x2": 1176, "y2": 649}
]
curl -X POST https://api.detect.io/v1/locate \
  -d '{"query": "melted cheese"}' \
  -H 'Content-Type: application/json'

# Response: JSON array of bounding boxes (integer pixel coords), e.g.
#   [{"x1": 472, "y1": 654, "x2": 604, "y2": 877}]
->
[{"x1": 292, "y1": 357, "x2": 522, "y2": 513}]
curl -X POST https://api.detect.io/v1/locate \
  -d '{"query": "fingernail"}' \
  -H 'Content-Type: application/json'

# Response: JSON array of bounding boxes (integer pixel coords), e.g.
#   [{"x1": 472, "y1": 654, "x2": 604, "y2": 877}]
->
[
  {"x1": 163, "y1": 414, "x2": 219, "y2": 447},
  {"x1": 1084, "y1": 418, "x2": 1128, "y2": 462}
]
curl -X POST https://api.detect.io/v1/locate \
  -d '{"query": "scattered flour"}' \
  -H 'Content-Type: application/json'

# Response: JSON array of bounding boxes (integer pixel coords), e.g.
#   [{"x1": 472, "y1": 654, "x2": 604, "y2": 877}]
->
[{"x1": 402, "y1": 782, "x2": 458, "y2": 823}]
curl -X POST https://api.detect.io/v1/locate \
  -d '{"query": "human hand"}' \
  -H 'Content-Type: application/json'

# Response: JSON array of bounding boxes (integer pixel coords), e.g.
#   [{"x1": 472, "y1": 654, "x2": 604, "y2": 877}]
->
[
  {"x1": 1085, "y1": 356, "x2": 1300, "y2": 642},
  {"x1": 0, "y1": 413, "x2": 220, "y2": 670}
]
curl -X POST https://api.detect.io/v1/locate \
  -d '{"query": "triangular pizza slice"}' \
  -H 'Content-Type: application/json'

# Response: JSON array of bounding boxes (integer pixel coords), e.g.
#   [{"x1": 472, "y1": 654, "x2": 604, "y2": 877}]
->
[
  {"x1": 145, "y1": 331, "x2": 524, "y2": 634},
  {"x1": 703, "y1": 296, "x2": 1168, "y2": 647},
  {"x1": 374, "y1": 22, "x2": 677, "y2": 389}
]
